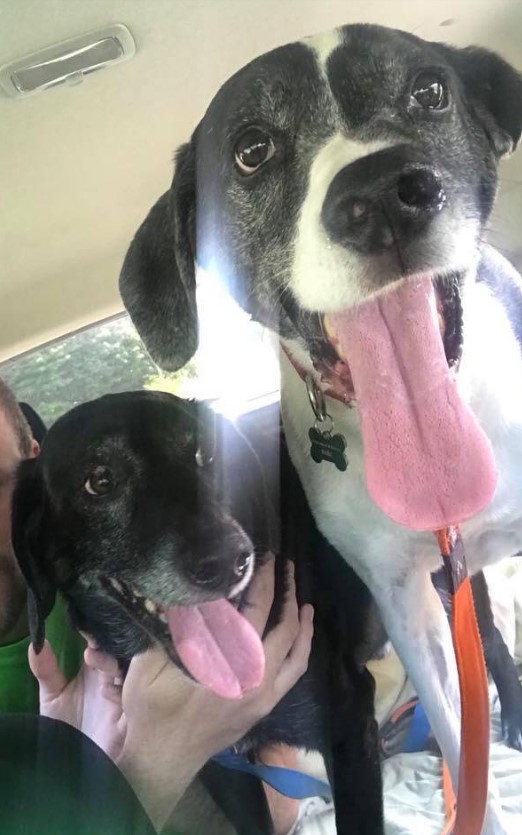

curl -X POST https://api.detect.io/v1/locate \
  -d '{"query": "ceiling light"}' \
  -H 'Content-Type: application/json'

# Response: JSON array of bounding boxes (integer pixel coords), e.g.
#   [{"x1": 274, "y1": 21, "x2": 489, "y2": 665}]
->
[{"x1": 0, "y1": 24, "x2": 135, "y2": 98}]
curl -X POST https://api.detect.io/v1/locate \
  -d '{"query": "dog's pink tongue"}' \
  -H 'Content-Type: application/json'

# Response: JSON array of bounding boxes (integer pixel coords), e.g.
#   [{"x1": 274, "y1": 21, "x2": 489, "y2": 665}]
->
[
  {"x1": 327, "y1": 279, "x2": 496, "y2": 530},
  {"x1": 167, "y1": 599, "x2": 265, "y2": 699}
]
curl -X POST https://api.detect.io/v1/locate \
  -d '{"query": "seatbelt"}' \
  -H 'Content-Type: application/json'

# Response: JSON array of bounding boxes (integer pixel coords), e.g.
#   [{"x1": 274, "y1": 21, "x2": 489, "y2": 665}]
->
[
  {"x1": 212, "y1": 749, "x2": 332, "y2": 800},
  {"x1": 402, "y1": 701, "x2": 432, "y2": 754}
]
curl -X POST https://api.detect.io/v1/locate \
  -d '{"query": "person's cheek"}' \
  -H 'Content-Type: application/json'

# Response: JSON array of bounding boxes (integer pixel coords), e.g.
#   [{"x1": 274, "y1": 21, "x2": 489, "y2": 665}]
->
[{"x1": 0, "y1": 488, "x2": 11, "y2": 554}]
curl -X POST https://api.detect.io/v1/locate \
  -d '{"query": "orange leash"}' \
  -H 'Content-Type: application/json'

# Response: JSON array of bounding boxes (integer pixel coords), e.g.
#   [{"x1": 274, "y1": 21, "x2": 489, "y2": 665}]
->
[
  {"x1": 436, "y1": 527, "x2": 490, "y2": 835},
  {"x1": 441, "y1": 760, "x2": 457, "y2": 835}
]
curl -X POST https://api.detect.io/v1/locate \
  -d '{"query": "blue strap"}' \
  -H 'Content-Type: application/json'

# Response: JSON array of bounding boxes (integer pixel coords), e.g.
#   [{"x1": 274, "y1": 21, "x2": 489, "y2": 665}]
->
[
  {"x1": 213, "y1": 705, "x2": 430, "y2": 799},
  {"x1": 212, "y1": 750, "x2": 332, "y2": 800},
  {"x1": 402, "y1": 702, "x2": 431, "y2": 753}
]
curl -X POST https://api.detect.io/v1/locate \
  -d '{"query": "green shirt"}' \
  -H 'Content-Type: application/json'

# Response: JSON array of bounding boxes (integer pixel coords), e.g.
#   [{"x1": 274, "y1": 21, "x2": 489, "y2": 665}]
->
[{"x1": 0, "y1": 593, "x2": 84, "y2": 714}]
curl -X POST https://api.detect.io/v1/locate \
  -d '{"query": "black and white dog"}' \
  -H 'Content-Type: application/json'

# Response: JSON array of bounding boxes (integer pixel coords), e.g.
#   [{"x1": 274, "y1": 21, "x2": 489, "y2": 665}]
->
[{"x1": 119, "y1": 24, "x2": 522, "y2": 833}]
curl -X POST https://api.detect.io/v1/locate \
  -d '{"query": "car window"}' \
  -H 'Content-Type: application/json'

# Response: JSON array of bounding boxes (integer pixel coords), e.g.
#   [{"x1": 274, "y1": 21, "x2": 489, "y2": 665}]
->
[{"x1": 0, "y1": 275, "x2": 279, "y2": 426}]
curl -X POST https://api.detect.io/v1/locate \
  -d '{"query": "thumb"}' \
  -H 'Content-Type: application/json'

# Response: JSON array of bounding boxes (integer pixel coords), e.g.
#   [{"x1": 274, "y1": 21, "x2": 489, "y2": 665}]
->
[{"x1": 28, "y1": 640, "x2": 68, "y2": 700}]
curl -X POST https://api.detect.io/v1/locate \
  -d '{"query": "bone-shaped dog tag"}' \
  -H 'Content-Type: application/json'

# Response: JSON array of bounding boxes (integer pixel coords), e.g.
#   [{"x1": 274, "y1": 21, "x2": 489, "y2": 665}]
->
[{"x1": 309, "y1": 427, "x2": 348, "y2": 472}]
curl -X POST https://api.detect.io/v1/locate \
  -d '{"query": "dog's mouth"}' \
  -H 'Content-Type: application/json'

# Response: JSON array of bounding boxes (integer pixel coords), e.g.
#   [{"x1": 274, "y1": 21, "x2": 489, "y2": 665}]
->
[
  {"x1": 100, "y1": 565, "x2": 265, "y2": 700},
  {"x1": 298, "y1": 271, "x2": 496, "y2": 531},
  {"x1": 309, "y1": 274, "x2": 463, "y2": 403}
]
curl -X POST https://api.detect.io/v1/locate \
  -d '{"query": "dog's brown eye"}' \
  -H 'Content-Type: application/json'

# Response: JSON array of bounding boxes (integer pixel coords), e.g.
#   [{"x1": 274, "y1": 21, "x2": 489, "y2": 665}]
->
[
  {"x1": 235, "y1": 129, "x2": 275, "y2": 175},
  {"x1": 411, "y1": 73, "x2": 448, "y2": 110},
  {"x1": 84, "y1": 466, "x2": 114, "y2": 497}
]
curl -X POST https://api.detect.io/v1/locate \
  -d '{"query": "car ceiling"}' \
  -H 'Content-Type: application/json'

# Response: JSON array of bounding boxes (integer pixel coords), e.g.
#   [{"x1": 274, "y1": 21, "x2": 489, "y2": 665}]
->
[{"x1": 2, "y1": 0, "x2": 522, "y2": 361}]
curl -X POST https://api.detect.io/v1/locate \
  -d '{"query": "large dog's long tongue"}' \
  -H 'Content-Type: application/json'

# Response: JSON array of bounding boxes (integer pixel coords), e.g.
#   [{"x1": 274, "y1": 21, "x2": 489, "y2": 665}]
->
[
  {"x1": 326, "y1": 279, "x2": 496, "y2": 530},
  {"x1": 167, "y1": 599, "x2": 265, "y2": 699}
]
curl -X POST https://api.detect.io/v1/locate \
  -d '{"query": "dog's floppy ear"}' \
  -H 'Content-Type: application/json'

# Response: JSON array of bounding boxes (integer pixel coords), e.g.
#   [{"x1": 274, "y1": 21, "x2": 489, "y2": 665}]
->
[
  {"x1": 119, "y1": 141, "x2": 197, "y2": 371},
  {"x1": 435, "y1": 42, "x2": 522, "y2": 156},
  {"x1": 11, "y1": 458, "x2": 55, "y2": 653}
]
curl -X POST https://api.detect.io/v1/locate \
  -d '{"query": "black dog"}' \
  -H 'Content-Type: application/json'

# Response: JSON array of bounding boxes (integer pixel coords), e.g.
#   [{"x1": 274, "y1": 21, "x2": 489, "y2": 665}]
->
[{"x1": 12, "y1": 391, "x2": 385, "y2": 835}]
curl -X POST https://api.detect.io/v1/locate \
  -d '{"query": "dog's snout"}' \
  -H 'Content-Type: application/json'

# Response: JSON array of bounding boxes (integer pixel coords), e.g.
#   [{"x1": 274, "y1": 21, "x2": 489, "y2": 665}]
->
[
  {"x1": 321, "y1": 149, "x2": 447, "y2": 256},
  {"x1": 397, "y1": 167, "x2": 445, "y2": 212}
]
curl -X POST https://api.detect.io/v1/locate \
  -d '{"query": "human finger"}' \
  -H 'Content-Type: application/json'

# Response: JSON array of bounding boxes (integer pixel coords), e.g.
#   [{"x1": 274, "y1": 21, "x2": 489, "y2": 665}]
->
[
  {"x1": 240, "y1": 553, "x2": 276, "y2": 636},
  {"x1": 28, "y1": 640, "x2": 68, "y2": 701},
  {"x1": 78, "y1": 630, "x2": 98, "y2": 649},
  {"x1": 100, "y1": 676, "x2": 125, "y2": 706},
  {"x1": 84, "y1": 648, "x2": 124, "y2": 701},
  {"x1": 262, "y1": 561, "x2": 300, "y2": 674},
  {"x1": 84, "y1": 647, "x2": 121, "y2": 680}
]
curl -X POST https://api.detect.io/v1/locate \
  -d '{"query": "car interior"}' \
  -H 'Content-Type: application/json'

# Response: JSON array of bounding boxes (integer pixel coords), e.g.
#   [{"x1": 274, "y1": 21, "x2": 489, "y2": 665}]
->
[{"x1": 2, "y1": 2, "x2": 522, "y2": 834}]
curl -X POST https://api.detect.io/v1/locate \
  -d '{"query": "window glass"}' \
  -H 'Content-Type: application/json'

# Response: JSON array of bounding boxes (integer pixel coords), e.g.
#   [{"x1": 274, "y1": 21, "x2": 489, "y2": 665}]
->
[{"x1": 0, "y1": 275, "x2": 280, "y2": 426}]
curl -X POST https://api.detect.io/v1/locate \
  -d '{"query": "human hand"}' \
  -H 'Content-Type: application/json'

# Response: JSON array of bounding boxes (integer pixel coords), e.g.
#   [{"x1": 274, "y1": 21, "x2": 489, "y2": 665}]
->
[
  {"x1": 117, "y1": 556, "x2": 313, "y2": 830},
  {"x1": 29, "y1": 557, "x2": 313, "y2": 832},
  {"x1": 28, "y1": 638, "x2": 126, "y2": 761}
]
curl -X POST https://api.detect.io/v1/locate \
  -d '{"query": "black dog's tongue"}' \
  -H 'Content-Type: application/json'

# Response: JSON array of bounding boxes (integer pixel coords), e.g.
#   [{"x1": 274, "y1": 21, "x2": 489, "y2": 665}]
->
[{"x1": 167, "y1": 599, "x2": 265, "y2": 699}]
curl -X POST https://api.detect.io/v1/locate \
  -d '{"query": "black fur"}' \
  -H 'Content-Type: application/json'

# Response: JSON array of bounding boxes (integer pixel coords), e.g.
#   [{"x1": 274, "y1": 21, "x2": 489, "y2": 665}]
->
[
  {"x1": 11, "y1": 391, "x2": 385, "y2": 835},
  {"x1": 119, "y1": 145, "x2": 197, "y2": 372},
  {"x1": 471, "y1": 571, "x2": 522, "y2": 752}
]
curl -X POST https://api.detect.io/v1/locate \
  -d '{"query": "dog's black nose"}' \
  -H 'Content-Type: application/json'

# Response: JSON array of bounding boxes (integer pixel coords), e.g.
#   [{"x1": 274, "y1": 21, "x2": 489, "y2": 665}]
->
[
  {"x1": 321, "y1": 148, "x2": 446, "y2": 256},
  {"x1": 189, "y1": 557, "x2": 223, "y2": 587},
  {"x1": 187, "y1": 529, "x2": 254, "y2": 592},
  {"x1": 397, "y1": 167, "x2": 445, "y2": 212},
  {"x1": 188, "y1": 551, "x2": 252, "y2": 589}
]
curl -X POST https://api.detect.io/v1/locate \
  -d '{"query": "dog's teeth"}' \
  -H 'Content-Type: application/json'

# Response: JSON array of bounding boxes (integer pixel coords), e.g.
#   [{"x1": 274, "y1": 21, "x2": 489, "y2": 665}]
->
[
  {"x1": 110, "y1": 579, "x2": 124, "y2": 593},
  {"x1": 144, "y1": 599, "x2": 157, "y2": 614},
  {"x1": 158, "y1": 611, "x2": 167, "y2": 623}
]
